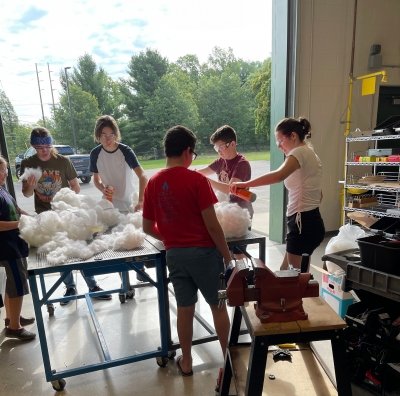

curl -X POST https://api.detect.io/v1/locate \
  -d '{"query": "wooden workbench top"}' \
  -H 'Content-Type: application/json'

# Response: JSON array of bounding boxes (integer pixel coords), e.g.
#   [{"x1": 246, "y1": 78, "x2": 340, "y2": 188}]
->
[{"x1": 245, "y1": 297, "x2": 347, "y2": 336}]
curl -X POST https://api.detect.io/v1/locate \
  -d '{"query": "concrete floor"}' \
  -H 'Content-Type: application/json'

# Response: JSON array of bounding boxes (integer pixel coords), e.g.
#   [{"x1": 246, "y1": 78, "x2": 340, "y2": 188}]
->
[{"x1": 0, "y1": 235, "x2": 365, "y2": 396}]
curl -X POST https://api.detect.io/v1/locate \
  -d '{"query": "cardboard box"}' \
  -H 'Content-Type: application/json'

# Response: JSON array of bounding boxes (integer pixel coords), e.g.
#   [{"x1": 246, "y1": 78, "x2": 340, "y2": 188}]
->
[{"x1": 321, "y1": 272, "x2": 354, "y2": 318}]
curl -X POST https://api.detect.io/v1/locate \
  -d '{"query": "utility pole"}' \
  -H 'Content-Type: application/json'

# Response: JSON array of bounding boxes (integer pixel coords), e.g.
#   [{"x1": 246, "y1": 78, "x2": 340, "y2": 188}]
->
[
  {"x1": 47, "y1": 63, "x2": 56, "y2": 111},
  {"x1": 35, "y1": 63, "x2": 46, "y2": 126},
  {"x1": 64, "y1": 66, "x2": 77, "y2": 149}
]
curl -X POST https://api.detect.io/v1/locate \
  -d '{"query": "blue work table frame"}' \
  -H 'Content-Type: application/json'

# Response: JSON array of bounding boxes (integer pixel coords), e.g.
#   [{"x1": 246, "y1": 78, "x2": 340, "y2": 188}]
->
[{"x1": 27, "y1": 240, "x2": 169, "y2": 391}]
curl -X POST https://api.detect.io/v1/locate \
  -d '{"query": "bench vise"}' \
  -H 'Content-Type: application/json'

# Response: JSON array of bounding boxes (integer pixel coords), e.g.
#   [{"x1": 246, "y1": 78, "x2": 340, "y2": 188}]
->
[{"x1": 218, "y1": 258, "x2": 319, "y2": 323}]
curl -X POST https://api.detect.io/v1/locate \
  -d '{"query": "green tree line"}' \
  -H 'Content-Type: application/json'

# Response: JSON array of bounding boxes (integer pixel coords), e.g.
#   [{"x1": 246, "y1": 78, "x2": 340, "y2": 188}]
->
[{"x1": 0, "y1": 47, "x2": 271, "y2": 160}]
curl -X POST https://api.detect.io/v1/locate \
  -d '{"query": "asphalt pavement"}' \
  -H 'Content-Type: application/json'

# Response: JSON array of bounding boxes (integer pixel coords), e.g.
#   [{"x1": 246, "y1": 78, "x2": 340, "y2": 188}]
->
[{"x1": 14, "y1": 160, "x2": 271, "y2": 235}]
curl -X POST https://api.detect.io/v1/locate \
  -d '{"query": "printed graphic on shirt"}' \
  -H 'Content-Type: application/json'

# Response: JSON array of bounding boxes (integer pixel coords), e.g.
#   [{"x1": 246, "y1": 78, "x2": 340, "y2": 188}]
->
[
  {"x1": 36, "y1": 169, "x2": 63, "y2": 201},
  {"x1": 219, "y1": 170, "x2": 230, "y2": 184},
  {"x1": 159, "y1": 181, "x2": 176, "y2": 223}
]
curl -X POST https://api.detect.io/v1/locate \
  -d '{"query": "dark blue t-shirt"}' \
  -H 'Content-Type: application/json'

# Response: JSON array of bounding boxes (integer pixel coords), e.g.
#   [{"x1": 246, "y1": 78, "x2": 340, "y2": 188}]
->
[{"x1": 0, "y1": 187, "x2": 29, "y2": 260}]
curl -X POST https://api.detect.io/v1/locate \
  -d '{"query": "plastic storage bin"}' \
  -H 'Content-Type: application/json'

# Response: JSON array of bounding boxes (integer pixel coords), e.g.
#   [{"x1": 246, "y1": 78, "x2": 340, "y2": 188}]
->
[{"x1": 357, "y1": 235, "x2": 400, "y2": 275}]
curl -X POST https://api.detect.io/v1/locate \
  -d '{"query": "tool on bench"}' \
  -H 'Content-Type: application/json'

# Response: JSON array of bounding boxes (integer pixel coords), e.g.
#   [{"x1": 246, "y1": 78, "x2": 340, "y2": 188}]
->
[
  {"x1": 272, "y1": 348, "x2": 293, "y2": 362},
  {"x1": 218, "y1": 254, "x2": 319, "y2": 323}
]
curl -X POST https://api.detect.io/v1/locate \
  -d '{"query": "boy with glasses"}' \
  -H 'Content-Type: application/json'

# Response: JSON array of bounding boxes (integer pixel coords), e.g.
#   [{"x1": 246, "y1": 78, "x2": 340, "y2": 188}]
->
[
  {"x1": 90, "y1": 115, "x2": 148, "y2": 213},
  {"x1": 21, "y1": 127, "x2": 111, "y2": 304},
  {"x1": 90, "y1": 115, "x2": 148, "y2": 282},
  {"x1": 198, "y1": 125, "x2": 253, "y2": 218},
  {"x1": 198, "y1": 125, "x2": 253, "y2": 257},
  {"x1": 142, "y1": 125, "x2": 231, "y2": 377}
]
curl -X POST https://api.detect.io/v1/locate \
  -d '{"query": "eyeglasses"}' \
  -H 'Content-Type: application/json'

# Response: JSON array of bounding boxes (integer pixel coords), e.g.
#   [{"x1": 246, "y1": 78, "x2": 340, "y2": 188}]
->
[
  {"x1": 213, "y1": 141, "x2": 232, "y2": 152},
  {"x1": 191, "y1": 150, "x2": 198, "y2": 161},
  {"x1": 100, "y1": 133, "x2": 115, "y2": 139},
  {"x1": 34, "y1": 145, "x2": 52, "y2": 151}
]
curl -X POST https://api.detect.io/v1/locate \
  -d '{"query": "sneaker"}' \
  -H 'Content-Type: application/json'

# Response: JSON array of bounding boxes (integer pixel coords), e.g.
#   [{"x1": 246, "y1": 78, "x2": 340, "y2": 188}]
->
[
  {"x1": 60, "y1": 287, "x2": 77, "y2": 306},
  {"x1": 5, "y1": 327, "x2": 36, "y2": 341},
  {"x1": 89, "y1": 286, "x2": 112, "y2": 300},
  {"x1": 136, "y1": 269, "x2": 147, "y2": 282},
  {"x1": 4, "y1": 316, "x2": 35, "y2": 327}
]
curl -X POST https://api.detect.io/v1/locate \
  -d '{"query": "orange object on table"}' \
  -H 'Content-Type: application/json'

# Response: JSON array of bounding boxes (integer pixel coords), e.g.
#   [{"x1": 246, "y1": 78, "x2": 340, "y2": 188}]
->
[{"x1": 104, "y1": 185, "x2": 114, "y2": 202}]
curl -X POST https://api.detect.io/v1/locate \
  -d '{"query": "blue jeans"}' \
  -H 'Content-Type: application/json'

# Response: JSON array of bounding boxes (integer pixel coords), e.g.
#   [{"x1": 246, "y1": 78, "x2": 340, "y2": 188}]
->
[{"x1": 62, "y1": 271, "x2": 97, "y2": 290}]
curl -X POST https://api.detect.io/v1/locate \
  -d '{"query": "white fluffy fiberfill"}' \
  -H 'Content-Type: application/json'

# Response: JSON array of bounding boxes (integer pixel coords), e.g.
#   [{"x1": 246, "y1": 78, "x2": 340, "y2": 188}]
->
[
  {"x1": 20, "y1": 167, "x2": 42, "y2": 181},
  {"x1": 215, "y1": 202, "x2": 251, "y2": 238},
  {"x1": 19, "y1": 187, "x2": 145, "y2": 264},
  {"x1": 215, "y1": 190, "x2": 229, "y2": 203}
]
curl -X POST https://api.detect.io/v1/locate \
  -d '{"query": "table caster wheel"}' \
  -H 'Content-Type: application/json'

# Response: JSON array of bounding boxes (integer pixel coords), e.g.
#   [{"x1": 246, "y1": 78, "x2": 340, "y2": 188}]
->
[
  {"x1": 119, "y1": 293, "x2": 126, "y2": 303},
  {"x1": 168, "y1": 350, "x2": 176, "y2": 359},
  {"x1": 156, "y1": 356, "x2": 169, "y2": 367},
  {"x1": 51, "y1": 378, "x2": 66, "y2": 391},
  {"x1": 126, "y1": 286, "x2": 135, "y2": 299},
  {"x1": 47, "y1": 303, "x2": 55, "y2": 316}
]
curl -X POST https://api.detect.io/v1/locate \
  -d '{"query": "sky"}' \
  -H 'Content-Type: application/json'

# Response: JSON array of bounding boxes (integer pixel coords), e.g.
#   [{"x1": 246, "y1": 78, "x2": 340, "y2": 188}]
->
[{"x1": 0, "y1": 0, "x2": 272, "y2": 125}]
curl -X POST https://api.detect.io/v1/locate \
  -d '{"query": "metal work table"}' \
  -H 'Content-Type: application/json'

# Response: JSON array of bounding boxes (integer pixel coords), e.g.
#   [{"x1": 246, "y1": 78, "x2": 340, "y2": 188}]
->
[
  {"x1": 28, "y1": 230, "x2": 266, "y2": 391},
  {"x1": 27, "y1": 240, "x2": 169, "y2": 391}
]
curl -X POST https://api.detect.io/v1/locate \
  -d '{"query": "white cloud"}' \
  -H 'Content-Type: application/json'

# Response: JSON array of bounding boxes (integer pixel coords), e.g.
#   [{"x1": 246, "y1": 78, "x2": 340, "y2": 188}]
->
[{"x1": 0, "y1": 0, "x2": 272, "y2": 124}]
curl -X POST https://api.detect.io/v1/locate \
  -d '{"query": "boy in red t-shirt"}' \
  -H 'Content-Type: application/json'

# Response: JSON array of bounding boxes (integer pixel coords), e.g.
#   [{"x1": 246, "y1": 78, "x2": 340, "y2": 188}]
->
[{"x1": 142, "y1": 125, "x2": 231, "y2": 377}]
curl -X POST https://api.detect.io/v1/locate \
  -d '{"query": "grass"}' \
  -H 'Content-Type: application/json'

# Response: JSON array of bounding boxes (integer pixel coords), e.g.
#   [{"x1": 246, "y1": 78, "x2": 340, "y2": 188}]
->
[{"x1": 140, "y1": 150, "x2": 270, "y2": 170}]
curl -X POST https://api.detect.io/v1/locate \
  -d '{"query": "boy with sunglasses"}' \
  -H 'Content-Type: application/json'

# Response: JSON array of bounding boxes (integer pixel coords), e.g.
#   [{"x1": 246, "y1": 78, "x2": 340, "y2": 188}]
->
[{"x1": 21, "y1": 127, "x2": 111, "y2": 304}]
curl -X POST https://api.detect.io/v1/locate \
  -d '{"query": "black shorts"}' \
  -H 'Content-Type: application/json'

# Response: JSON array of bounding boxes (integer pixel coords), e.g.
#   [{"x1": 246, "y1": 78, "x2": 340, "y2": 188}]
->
[{"x1": 286, "y1": 208, "x2": 325, "y2": 256}]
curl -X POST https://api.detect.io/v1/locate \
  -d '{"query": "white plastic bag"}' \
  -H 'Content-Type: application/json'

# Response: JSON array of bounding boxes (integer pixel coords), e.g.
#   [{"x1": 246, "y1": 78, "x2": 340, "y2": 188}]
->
[{"x1": 325, "y1": 224, "x2": 367, "y2": 274}]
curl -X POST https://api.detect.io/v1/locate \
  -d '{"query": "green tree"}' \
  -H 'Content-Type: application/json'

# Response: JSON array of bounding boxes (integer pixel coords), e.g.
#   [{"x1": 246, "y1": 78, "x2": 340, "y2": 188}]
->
[
  {"x1": 196, "y1": 71, "x2": 256, "y2": 148},
  {"x1": 142, "y1": 73, "x2": 199, "y2": 153},
  {"x1": 61, "y1": 54, "x2": 121, "y2": 116},
  {"x1": 121, "y1": 49, "x2": 169, "y2": 148},
  {"x1": 0, "y1": 89, "x2": 32, "y2": 172},
  {"x1": 175, "y1": 54, "x2": 202, "y2": 84},
  {"x1": 207, "y1": 47, "x2": 237, "y2": 73},
  {"x1": 53, "y1": 85, "x2": 100, "y2": 152},
  {"x1": 249, "y1": 58, "x2": 271, "y2": 142}
]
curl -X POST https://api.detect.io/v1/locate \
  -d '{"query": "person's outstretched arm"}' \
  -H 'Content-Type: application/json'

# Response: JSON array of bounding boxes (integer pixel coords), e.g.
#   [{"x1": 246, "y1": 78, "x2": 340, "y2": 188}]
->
[{"x1": 230, "y1": 155, "x2": 300, "y2": 192}]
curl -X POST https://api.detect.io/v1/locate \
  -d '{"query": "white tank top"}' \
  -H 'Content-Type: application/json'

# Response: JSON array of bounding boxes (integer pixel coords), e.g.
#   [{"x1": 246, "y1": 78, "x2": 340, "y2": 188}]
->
[{"x1": 284, "y1": 144, "x2": 322, "y2": 217}]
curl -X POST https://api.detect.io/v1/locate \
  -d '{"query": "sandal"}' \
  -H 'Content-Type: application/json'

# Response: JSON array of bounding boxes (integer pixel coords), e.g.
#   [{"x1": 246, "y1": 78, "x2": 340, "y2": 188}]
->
[{"x1": 176, "y1": 355, "x2": 193, "y2": 377}]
